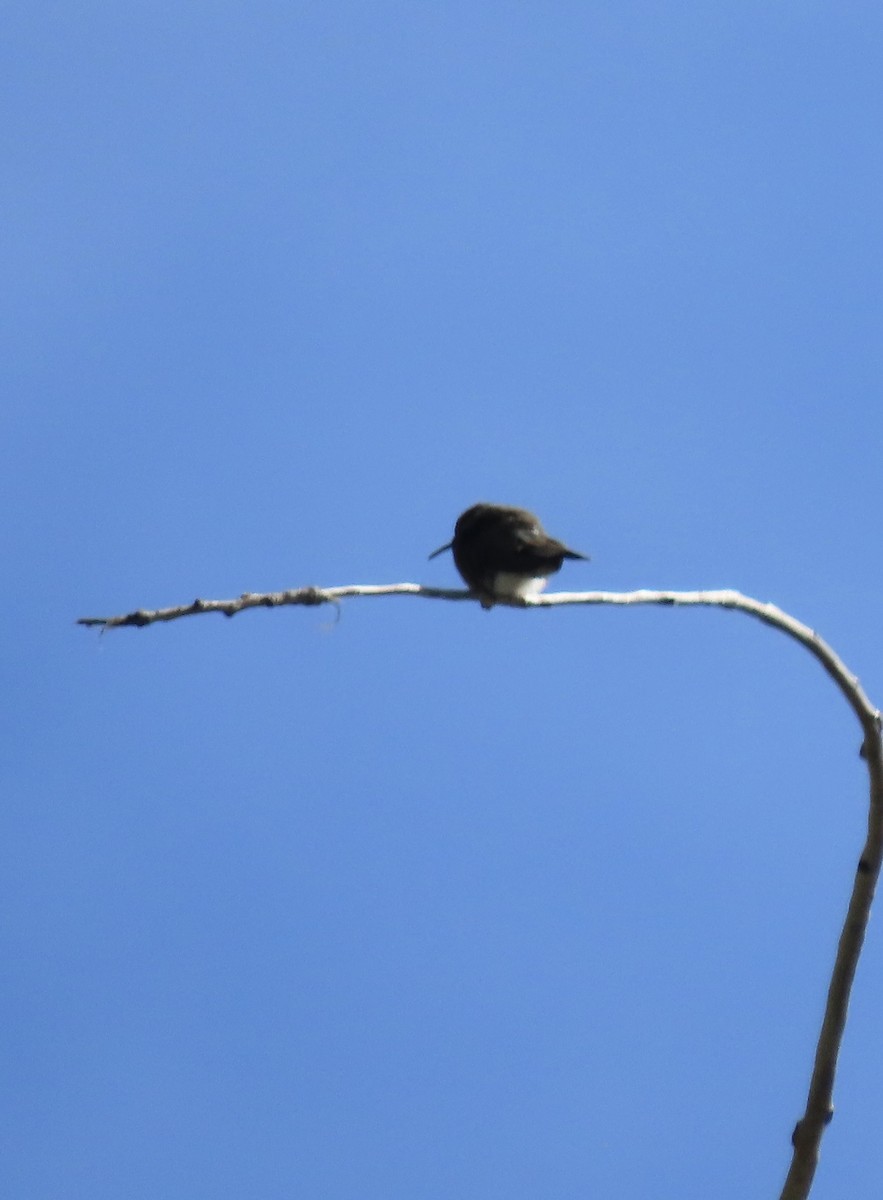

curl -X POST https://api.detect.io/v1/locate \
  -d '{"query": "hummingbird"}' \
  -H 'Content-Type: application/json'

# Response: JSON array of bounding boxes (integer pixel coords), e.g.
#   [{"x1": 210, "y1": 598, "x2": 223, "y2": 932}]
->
[{"x1": 429, "y1": 503, "x2": 589, "y2": 609}]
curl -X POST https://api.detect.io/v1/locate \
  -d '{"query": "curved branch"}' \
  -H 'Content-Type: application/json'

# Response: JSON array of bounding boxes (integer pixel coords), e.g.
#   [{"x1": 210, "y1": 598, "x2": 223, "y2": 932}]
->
[{"x1": 77, "y1": 583, "x2": 883, "y2": 1198}]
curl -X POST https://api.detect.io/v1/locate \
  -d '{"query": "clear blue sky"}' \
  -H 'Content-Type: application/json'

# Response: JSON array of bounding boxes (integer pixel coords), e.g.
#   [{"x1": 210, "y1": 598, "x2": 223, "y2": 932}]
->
[{"x1": 4, "y1": 4, "x2": 882, "y2": 1197}]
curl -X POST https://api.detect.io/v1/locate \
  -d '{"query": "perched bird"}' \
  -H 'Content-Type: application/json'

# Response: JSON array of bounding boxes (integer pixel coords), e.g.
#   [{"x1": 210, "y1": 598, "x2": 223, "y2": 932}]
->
[{"x1": 429, "y1": 503, "x2": 588, "y2": 609}]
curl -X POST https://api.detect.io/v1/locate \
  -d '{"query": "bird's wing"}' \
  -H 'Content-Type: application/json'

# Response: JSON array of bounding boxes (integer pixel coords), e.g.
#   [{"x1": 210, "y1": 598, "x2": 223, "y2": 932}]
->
[{"x1": 510, "y1": 525, "x2": 566, "y2": 560}]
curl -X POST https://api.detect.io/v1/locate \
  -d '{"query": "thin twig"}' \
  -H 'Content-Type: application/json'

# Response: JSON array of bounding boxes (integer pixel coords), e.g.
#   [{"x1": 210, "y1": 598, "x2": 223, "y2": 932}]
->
[
  {"x1": 77, "y1": 583, "x2": 883, "y2": 1198},
  {"x1": 76, "y1": 583, "x2": 471, "y2": 628}
]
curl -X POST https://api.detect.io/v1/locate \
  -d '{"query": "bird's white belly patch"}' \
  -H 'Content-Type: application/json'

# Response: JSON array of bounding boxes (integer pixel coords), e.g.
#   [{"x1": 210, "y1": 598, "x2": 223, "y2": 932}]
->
[{"x1": 492, "y1": 573, "x2": 549, "y2": 599}]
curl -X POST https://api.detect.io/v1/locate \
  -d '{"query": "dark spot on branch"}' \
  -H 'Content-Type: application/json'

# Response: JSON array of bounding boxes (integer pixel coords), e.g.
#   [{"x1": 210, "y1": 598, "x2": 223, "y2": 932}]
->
[{"x1": 858, "y1": 858, "x2": 871, "y2": 874}]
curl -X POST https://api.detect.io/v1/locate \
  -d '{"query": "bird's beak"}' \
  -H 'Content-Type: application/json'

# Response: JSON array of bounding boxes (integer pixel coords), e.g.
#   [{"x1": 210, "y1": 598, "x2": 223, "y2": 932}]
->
[{"x1": 428, "y1": 540, "x2": 453, "y2": 560}]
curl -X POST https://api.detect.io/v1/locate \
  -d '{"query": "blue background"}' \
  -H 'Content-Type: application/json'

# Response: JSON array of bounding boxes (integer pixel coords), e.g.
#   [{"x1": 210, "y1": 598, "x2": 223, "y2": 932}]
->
[{"x1": 4, "y1": 4, "x2": 882, "y2": 1197}]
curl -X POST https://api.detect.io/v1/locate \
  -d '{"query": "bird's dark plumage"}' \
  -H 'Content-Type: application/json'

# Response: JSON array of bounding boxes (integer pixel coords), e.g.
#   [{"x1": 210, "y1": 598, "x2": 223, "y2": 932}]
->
[{"x1": 429, "y1": 503, "x2": 588, "y2": 608}]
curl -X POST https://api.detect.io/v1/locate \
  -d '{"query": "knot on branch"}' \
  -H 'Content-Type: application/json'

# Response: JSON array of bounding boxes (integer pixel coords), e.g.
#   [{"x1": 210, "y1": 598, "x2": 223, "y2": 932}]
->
[{"x1": 297, "y1": 587, "x2": 327, "y2": 607}]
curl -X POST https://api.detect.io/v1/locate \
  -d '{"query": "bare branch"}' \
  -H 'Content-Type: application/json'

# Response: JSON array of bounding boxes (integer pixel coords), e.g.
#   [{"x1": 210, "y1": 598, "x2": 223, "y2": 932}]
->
[
  {"x1": 77, "y1": 582, "x2": 883, "y2": 1198},
  {"x1": 76, "y1": 583, "x2": 472, "y2": 628}
]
